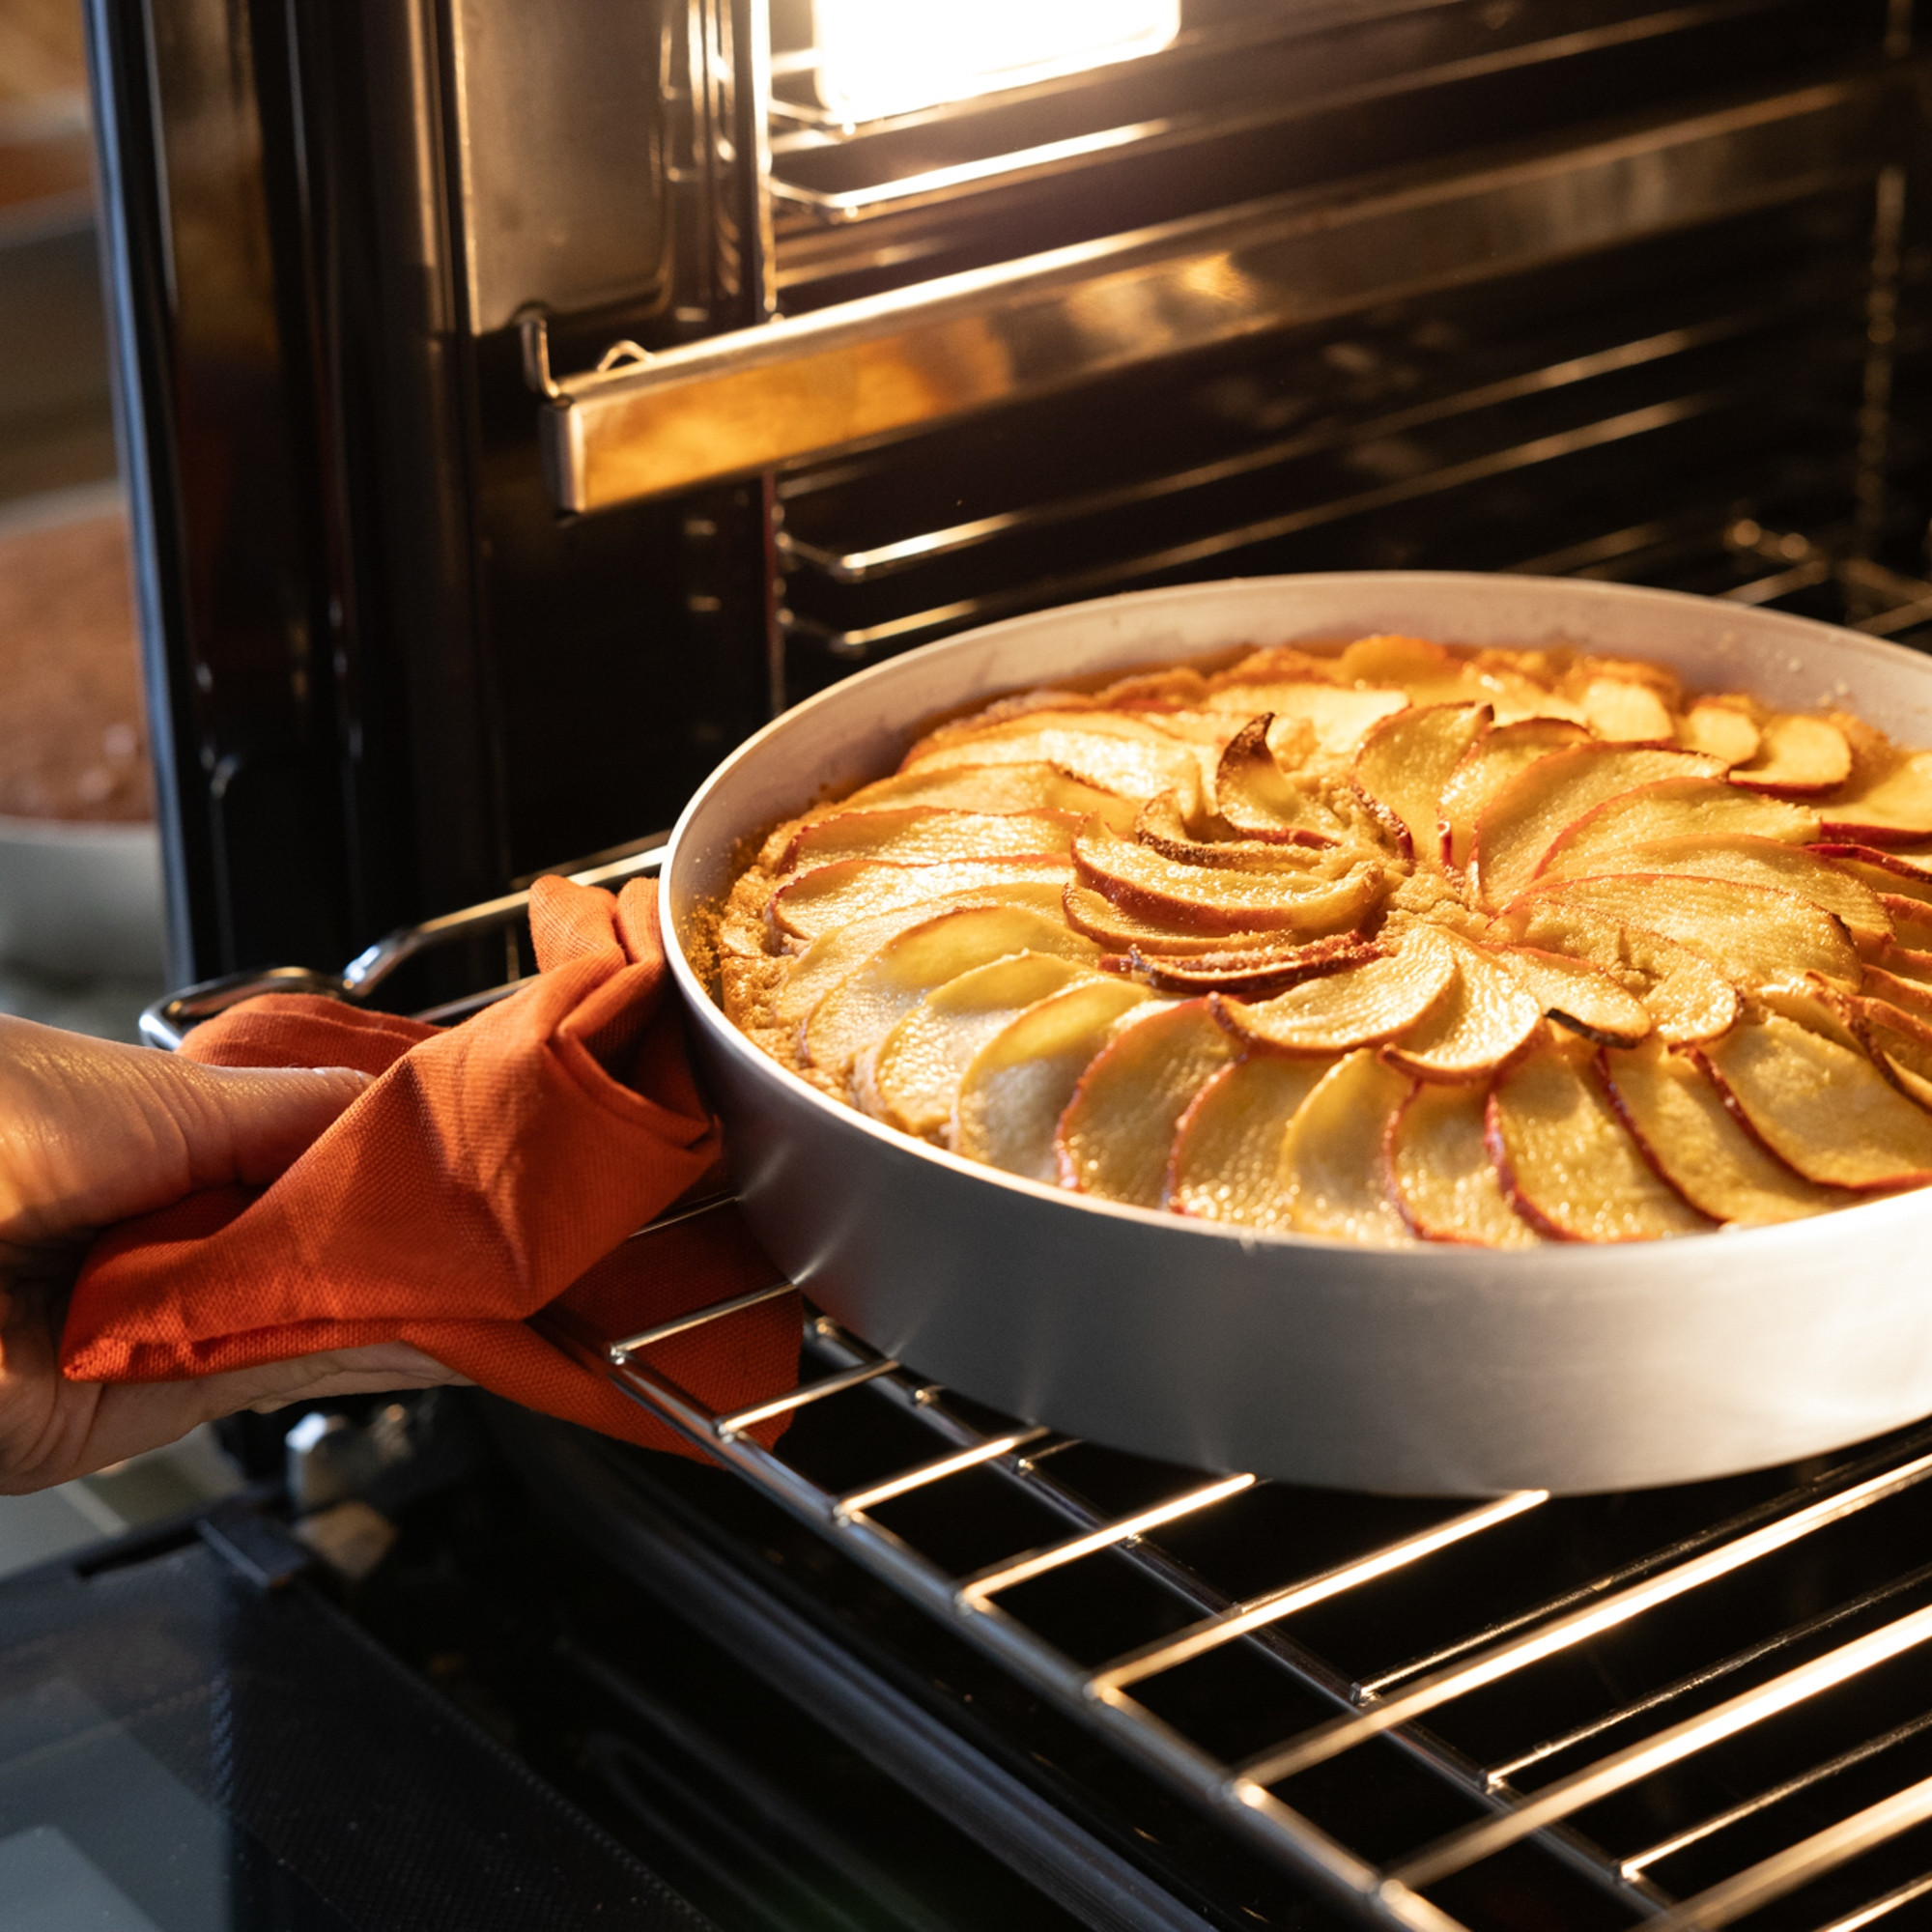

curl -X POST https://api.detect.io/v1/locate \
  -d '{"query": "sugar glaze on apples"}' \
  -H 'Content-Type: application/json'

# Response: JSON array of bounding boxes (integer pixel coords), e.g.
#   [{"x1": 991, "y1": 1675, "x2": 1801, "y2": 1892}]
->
[{"x1": 709, "y1": 632, "x2": 1932, "y2": 1246}]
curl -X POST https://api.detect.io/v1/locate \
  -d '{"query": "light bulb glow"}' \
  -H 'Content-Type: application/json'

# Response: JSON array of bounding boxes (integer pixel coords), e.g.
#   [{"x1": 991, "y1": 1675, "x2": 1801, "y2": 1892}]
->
[{"x1": 811, "y1": 0, "x2": 1181, "y2": 124}]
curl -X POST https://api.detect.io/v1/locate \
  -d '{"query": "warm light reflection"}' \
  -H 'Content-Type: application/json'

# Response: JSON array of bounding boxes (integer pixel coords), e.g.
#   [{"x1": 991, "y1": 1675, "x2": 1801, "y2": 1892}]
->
[{"x1": 812, "y1": 0, "x2": 1181, "y2": 124}]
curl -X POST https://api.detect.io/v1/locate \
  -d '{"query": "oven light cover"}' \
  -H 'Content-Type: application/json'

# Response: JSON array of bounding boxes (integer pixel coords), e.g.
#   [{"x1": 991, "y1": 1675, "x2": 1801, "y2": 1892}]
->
[{"x1": 810, "y1": 0, "x2": 1180, "y2": 123}]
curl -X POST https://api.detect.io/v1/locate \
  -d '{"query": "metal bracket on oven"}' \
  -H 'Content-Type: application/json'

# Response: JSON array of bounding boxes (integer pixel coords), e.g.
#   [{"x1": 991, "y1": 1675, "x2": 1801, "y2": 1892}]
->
[{"x1": 138, "y1": 840, "x2": 667, "y2": 1050}]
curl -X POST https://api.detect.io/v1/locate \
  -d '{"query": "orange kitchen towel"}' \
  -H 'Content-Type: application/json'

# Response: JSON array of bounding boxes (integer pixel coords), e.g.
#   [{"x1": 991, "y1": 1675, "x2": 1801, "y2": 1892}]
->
[{"x1": 60, "y1": 876, "x2": 801, "y2": 1459}]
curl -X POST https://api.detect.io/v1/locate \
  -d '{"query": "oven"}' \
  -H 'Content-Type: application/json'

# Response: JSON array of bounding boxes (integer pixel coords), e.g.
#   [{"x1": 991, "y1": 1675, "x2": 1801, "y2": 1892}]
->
[{"x1": 82, "y1": 1, "x2": 1932, "y2": 1927}]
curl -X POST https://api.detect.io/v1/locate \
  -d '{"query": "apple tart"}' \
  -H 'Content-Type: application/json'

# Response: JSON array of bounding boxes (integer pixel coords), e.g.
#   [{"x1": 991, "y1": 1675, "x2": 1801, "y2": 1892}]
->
[{"x1": 713, "y1": 632, "x2": 1932, "y2": 1247}]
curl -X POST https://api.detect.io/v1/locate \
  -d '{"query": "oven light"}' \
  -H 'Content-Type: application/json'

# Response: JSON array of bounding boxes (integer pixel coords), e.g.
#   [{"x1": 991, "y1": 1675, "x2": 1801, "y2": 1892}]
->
[{"x1": 811, "y1": 0, "x2": 1180, "y2": 124}]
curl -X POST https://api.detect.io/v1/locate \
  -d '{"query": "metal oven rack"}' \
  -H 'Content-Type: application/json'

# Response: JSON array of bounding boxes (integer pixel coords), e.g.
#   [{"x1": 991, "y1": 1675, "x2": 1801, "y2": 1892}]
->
[{"x1": 146, "y1": 848, "x2": 1932, "y2": 1932}]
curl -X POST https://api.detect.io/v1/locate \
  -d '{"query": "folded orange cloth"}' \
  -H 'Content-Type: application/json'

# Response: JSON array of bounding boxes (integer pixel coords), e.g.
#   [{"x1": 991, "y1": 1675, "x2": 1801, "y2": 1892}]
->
[{"x1": 61, "y1": 876, "x2": 801, "y2": 1459}]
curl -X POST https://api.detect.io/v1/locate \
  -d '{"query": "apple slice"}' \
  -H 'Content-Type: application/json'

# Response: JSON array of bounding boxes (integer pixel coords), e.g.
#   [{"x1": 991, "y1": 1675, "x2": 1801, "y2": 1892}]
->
[
  {"x1": 1166, "y1": 1054, "x2": 1333, "y2": 1229},
  {"x1": 803, "y1": 904, "x2": 1100, "y2": 1077},
  {"x1": 1577, "y1": 677, "x2": 1675, "y2": 744},
  {"x1": 1834, "y1": 993, "x2": 1932, "y2": 1104},
  {"x1": 781, "y1": 807, "x2": 1078, "y2": 871},
  {"x1": 1215, "y1": 925, "x2": 1457, "y2": 1055},
  {"x1": 1201, "y1": 682, "x2": 1407, "y2": 756},
  {"x1": 1561, "y1": 835, "x2": 1889, "y2": 948},
  {"x1": 1698, "y1": 1013, "x2": 1932, "y2": 1190},
  {"x1": 1863, "y1": 963, "x2": 1932, "y2": 1024},
  {"x1": 1886, "y1": 895, "x2": 1932, "y2": 952},
  {"x1": 1134, "y1": 792, "x2": 1351, "y2": 873},
  {"x1": 771, "y1": 858, "x2": 1072, "y2": 942},
  {"x1": 953, "y1": 978, "x2": 1152, "y2": 1179},
  {"x1": 1380, "y1": 932, "x2": 1544, "y2": 1081},
  {"x1": 1439, "y1": 718, "x2": 1594, "y2": 870},
  {"x1": 1063, "y1": 885, "x2": 1294, "y2": 957},
  {"x1": 1072, "y1": 818, "x2": 1382, "y2": 935},
  {"x1": 1732, "y1": 713, "x2": 1853, "y2": 795},
  {"x1": 1510, "y1": 873, "x2": 1862, "y2": 991},
  {"x1": 1209, "y1": 645, "x2": 1345, "y2": 688},
  {"x1": 1388, "y1": 1081, "x2": 1540, "y2": 1247},
  {"x1": 1214, "y1": 717, "x2": 1355, "y2": 844},
  {"x1": 1280, "y1": 1049, "x2": 1417, "y2": 1245},
  {"x1": 1677, "y1": 698, "x2": 1762, "y2": 766},
  {"x1": 830, "y1": 760, "x2": 1139, "y2": 833},
  {"x1": 1488, "y1": 897, "x2": 1740, "y2": 1043},
  {"x1": 1821, "y1": 748, "x2": 1932, "y2": 843},
  {"x1": 1121, "y1": 934, "x2": 1382, "y2": 997},
  {"x1": 1488, "y1": 1036, "x2": 1710, "y2": 1241},
  {"x1": 863, "y1": 952, "x2": 1096, "y2": 1139},
  {"x1": 1536, "y1": 780, "x2": 1819, "y2": 880},
  {"x1": 1055, "y1": 1000, "x2": 1237, "y2": 1205},
  {"x1": 1602, "y1": 1038, "x2": 1843, "y2": 1226},
  {"x1": 1490, "y1": 944, "x2": 1654, "y2": 1047},
  {"x1": 1338, "y1": 633, "x2": 1577, "y2": 725},
  {"x1": 1470, "y1": 745, "x2": 1724, "y2": 908},
  {"x1": 1352, "y1": 702, "x2": 1492, "y2": 863},
  {"x1": 901, "y1": 714, "x2": 1208, "y2": 817},
  {"x1": 1809, "y1": 844, "x2": 1932, "y2": 906}
]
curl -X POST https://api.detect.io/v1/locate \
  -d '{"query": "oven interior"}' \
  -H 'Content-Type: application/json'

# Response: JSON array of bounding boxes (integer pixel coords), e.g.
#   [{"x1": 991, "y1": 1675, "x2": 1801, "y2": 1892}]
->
[{"x1": 86, "y1": 1, "x2": 1932, "y2": 1927}]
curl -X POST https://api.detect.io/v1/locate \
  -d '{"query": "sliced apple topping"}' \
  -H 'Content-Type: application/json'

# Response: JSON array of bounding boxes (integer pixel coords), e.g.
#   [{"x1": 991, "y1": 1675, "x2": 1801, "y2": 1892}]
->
[
  {"x1": 1489, "y1": 943, "x2": 1655, "y2": 1047},
  {"x1": 1812, "y1": 844, "x2": 1932, "y2": 906},
  {"x1": 1488, "y1": 897, "x2": 1739, "y2": 1044},
  {"x1": 900, "y1": 713, "x2": 1208, "y2": 818},
  {"x1": 724, "y1": 630, "x2": 1932, "y2": 1246},
  {"x1": 1699, "y1": 1013, "x2": 1932, "y2": 1191},
  {"x1": 1055, "y1": 1000, "x2": 1237, "y2": 1206},
  {"x1": 1118, "y1": 934, "x2": 1383, "y2": 998},
  {"x1": 1471, "y1": 745, "x2": 1725, "y2": 908},
  {"x1": 1214, "y1": 925, "x2": 1457, "y2": 1055},
  {"x1": 1214, "y1": 716, "x2": 1357, "y2": 843},
  {"x1": 1563, "y1": 835, "x2": 1889, "y2": 949},
  {"x1": 1072, "y1": 817, "x2": 1382, "y2": 935},
  {"x1": 782, "y1": 807, "x2": 1079, "y2": 870},
  {"x1": 1601, "y1": 1038, "x2": 1843, "y2": 1226},
  {"x1": 1509, "y1": 872, "x2": 1862, "y2": 992},
  {"x1": 1201, "y1": 681, "x2": 1407, "y2": 756},
  {"x1": 863, "y1": 952, "x2": 1097, "y2": 1140},
  {"x1": 1134, "y1": 791, "x2": 1350, "y2": 872},
  {"x1": 1166, "y1": 1054, "x2": 1333, "y2": 1230},
  {"x1": 830, "y1": 760, "x2": 1139, "y2": 833},
  {"x1": 1380, "y1": 932, "x2": 1544, "y2": 1082},
  {"x1": 1732, "y1": 713, "x2": 1853, "y2": 795},
  {"x1": 1280, "y1": 1049, "x2": 1417, "y2": 1246},
  {"x1": 1353, "y1": 702, "x2": 1492, "y2": 863},
  {"x1": 768, "y1": 885, "x2": 1077, "y2": 1029},
  {"x1": 1062, "y1": 885, "x2": 1295, "y2": 957},
  {"x1": 803, "y1": 905, "x2": 1099, "y2": 1077},
  {"x1": 1536, "y1": 779, "x2": 1819, "y2": 880},
  {"x1": 1488, "y1": 1034, "x2": 1711, "y2": 1242},
  {"x1": 1820, "y1": 748, "x2": 1932, "y2": 843},
  {"x1": 1439, "y1": 718, "x2": 1593, "y2": 870},
  {"x1": 1677, "y1": 698, "x2": 1762, "y2": 766},
  {"x1": 771, "y1": 857, "x2": 1073, "y2": 942},
  {"x1": 1388, "y1": 1081, "x2": 1540, "y2": 1247},
  {"x1": 953, "y1": 978, "x2": 1152, "y2": 1180}
]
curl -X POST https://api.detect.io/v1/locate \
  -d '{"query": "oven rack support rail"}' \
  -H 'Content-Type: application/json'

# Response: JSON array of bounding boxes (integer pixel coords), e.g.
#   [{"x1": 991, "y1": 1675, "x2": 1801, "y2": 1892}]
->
[{"x1": 142, "y1": 850, "x2": 1932, "y2": 1932}]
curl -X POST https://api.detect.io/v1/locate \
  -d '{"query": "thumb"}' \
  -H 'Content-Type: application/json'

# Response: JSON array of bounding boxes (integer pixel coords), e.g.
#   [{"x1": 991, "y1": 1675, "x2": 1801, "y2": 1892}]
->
[{"x1": 167, "y1": 1059, "x2": 375, "y2": 1192}]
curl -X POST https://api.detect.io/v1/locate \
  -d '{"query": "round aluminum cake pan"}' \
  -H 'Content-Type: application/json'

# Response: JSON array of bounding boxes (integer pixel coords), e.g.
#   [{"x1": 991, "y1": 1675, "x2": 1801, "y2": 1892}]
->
[{"x1": 663, "y1": 573, "x2": 1932, "y2": 1496}]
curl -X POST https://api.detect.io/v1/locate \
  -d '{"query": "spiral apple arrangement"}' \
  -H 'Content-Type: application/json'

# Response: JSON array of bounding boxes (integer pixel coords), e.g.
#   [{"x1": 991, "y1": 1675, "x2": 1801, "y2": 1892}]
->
[{"x1": 714, "y1": 633, "x2": 1932, "y2": 1247}]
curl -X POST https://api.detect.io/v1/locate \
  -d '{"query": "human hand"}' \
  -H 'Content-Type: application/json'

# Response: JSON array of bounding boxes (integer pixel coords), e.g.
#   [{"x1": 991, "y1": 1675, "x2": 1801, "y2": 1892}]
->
[{"x1": 0, "y1": 1015, "x2": 460, "y2": 1494}]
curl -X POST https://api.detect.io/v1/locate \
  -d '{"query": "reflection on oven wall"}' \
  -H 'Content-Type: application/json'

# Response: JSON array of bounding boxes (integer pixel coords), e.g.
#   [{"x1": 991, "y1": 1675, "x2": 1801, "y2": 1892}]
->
[{"x1": 86, "y1": 0, "x2": 1929, "y2": 986}]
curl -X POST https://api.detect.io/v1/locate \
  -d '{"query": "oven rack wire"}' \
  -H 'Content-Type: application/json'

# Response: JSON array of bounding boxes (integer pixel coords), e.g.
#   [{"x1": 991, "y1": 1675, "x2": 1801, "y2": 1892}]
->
[{"x1": 144, "y1": 849, "x2": 1932, "y2": 1932}]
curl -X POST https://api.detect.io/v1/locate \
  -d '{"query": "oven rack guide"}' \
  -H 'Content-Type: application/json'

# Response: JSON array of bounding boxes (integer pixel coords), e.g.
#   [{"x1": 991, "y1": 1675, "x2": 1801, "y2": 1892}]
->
[{"x1": 145, "y1": 847, "x2": 1932, "y2": 1932}]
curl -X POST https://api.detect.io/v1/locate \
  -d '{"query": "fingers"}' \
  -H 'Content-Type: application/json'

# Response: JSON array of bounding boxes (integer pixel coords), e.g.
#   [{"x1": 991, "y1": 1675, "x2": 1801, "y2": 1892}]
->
[{"x1": 0, "y1": 1016, "x2": 370, "y2": 1245}]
